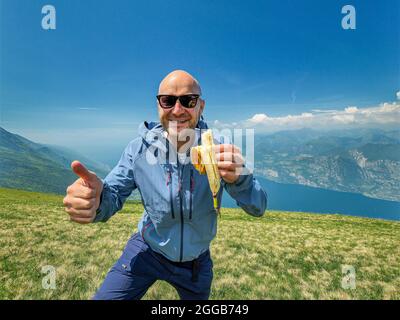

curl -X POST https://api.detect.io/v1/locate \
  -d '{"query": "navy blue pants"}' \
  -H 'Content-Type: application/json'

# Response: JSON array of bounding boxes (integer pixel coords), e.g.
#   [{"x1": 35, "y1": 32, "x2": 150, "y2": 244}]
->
[{"x1": 93, "y1": 232, "x2": 213, "y2": 300}]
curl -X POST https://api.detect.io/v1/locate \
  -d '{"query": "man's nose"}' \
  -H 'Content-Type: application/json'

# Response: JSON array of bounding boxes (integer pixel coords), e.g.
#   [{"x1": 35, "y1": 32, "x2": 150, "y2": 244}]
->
[{"x1": 171, "y1": 100, "x2": 186, "y2": 116}]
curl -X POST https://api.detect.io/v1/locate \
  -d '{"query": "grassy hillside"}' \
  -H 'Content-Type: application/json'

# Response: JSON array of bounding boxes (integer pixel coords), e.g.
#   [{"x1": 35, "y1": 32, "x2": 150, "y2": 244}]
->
[
  {"x1": 0, "y1": 127, "x2": 110, "y2": 195},
  {"x1": 0, "y1": 188, "x2": 399, "y2": 300}
]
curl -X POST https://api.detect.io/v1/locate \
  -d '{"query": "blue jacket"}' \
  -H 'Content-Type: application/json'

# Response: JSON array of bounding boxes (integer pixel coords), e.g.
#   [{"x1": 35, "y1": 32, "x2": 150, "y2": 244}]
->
[{"x1": 94, "y1": 120, "x2": 267, "y2": 262}]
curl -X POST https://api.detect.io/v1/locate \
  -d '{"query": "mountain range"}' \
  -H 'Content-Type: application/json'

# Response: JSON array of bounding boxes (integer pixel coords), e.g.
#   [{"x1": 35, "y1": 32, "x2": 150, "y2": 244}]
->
[
  {"x1": 0, "y1": 127, "x2": 110, "y2": 195},
  {"x1": 253, "y1": 128, "x2": 400, "y2": 202}
]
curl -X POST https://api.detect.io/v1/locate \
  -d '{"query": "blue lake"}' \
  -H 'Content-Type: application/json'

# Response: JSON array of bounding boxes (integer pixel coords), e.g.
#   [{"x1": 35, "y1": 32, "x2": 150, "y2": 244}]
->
[{"x1": 222, "y1": 176, "x2": 400, "y2": 221}]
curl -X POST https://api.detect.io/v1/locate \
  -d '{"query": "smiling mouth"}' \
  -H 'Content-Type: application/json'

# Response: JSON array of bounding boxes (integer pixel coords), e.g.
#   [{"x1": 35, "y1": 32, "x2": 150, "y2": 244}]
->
[{"x1": 169, "y1": 119, "x2": 189, "y2": 124}]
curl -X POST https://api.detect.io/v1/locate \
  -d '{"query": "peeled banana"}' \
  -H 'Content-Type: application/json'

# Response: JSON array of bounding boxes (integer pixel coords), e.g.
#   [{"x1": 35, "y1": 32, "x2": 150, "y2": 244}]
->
[{"x1": 191, "y1": 130, "x2": 221, "y2": 214}]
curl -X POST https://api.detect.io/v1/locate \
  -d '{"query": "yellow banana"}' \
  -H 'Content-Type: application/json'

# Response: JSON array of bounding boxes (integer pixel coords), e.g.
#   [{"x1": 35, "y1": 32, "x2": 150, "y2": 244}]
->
[{"x1": 191, "y1": 130, "x2": 221, "y2": 214}]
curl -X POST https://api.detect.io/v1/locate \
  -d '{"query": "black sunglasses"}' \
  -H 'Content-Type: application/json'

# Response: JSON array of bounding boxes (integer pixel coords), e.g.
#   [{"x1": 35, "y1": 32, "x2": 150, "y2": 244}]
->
[{"x1": 156, "y1": 94, "x2": 200, "y2": 109}]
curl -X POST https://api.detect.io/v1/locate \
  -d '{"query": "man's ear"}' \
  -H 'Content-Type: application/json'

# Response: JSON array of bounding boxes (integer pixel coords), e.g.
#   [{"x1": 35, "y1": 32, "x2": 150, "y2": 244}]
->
[{"x1": 200, "y1": 99, "x2": 205, "y2": 113}]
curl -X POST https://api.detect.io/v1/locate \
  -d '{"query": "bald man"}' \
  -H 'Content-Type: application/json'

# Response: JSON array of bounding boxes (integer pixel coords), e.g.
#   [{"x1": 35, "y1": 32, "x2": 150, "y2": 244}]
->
[{"x1": 63, "y1": 70, "x2": 267, "y2": 300}]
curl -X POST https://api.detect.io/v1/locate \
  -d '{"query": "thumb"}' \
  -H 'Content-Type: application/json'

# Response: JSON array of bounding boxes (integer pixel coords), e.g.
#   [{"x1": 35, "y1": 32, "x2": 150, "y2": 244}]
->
[{"x1": 71, "y1": 160, "x2": 97, "y2": 184}]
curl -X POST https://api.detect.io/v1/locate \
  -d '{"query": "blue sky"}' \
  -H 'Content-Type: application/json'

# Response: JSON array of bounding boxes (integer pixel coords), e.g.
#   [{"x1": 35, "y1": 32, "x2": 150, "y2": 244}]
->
[{"x1": 1, "y1": 0, "x2": 399, "y2": 164}]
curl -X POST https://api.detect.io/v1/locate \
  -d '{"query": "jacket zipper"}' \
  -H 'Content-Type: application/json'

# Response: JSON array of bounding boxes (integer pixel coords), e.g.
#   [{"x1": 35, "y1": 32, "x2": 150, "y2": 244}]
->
[
  {"x1": 166, "y1": 139, "x2": 175, "y2": 219},
  {"x1": 178, "y1": 162, "x2": 184, "y2": 262},
  {"x1": 166, "y1": 168, "x2": 175, "y2": 219},
  {"x1": 189, "y1": 168, "x2": 194, "y2": 220}
]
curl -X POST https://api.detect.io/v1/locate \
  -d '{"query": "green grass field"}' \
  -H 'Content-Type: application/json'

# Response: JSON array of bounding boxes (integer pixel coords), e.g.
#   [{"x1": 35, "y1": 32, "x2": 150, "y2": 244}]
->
[{"x1": 1, "y1": 187, "x2": 399, "y2": 300}]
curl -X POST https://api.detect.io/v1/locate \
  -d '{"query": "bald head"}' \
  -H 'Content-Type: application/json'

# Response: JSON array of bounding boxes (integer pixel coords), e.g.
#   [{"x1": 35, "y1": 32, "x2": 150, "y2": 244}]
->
[{"x1": 158, "y1": 70, "x2": 202, "y2": 96}]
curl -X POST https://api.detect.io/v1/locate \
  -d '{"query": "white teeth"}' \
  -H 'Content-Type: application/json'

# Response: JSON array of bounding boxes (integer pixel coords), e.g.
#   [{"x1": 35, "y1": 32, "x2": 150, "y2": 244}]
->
[{"x1": 169, "y1": 120, "x2": 189, "y2": 124}]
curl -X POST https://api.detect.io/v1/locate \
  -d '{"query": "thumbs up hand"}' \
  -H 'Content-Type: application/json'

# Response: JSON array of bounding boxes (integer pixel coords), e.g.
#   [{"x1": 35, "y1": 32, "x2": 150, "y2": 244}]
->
[{"x1": 63, "y1": 161, "x2": 104, "y2": 224}]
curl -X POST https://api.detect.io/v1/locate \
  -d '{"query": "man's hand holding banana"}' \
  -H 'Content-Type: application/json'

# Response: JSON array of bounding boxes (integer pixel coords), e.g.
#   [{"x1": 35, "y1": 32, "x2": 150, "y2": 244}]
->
[
  {"x1": 213, "y1": 144, "x2": 245, "y2": 184},
  {"x1": 191, "y1": 130, "x2": 246, "y2": 212}
]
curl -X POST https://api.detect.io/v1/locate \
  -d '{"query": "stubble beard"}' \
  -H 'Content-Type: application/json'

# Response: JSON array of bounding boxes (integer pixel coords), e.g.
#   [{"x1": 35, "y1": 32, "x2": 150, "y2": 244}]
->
[{"x1": 161, "y1": 116, "x2": 199, "y2": 152}]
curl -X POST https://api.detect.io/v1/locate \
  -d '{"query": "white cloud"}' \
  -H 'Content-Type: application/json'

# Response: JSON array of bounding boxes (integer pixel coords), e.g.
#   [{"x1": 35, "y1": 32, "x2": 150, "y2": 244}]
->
[
  {"x1": 332, "y1": 114, "x2": 355, "y2": 124},
  {"x1": 311, "y1": 109, "x2": 339, "y2": 113},
  {"x1": 344, "y1": 106, "x2": 358, "y2": 113},
  {"x1": 250, "y1": 114, "x2": 269, "y2": 123},
  {"x1": 78, "y1": 107, "x2": 99, "y2": 111},
  {"x1": 248, "y1": 112, "x2": 313, "y2": 125},
  {"x1": 213, "y1": 93, "x2": 400, "y2": 132},
  {"x1": 396, "y1": 91, "x2": 400, "y2": 100}
]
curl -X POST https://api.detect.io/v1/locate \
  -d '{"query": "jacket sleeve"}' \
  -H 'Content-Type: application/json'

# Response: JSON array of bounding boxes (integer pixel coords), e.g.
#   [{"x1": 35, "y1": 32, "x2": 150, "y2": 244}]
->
[
  {"x1": 222, "y1": 173, "x2": 267, "y2": 217},
  {"x1": 93, "y1": 142, "x2": 138, "y2": 223},
  {"x1": 215, "y1": 132, "x2": 267, "y2": 217}
]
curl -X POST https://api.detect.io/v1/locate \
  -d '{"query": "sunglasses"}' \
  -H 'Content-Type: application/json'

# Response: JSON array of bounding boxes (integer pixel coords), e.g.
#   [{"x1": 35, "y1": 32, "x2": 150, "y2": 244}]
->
[{"x1": 157, "y1": 94, "x2": 200, "y2": 109}]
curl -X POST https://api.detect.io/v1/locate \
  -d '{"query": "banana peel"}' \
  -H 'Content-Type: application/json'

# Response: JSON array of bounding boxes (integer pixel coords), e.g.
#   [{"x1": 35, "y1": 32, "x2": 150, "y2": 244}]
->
[{"x1": 191, "y1": 130, "x2": 221, "y2": 214}]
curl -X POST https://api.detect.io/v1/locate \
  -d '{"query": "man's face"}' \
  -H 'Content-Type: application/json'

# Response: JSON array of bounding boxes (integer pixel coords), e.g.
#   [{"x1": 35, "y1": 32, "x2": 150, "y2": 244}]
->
[{"x1": 157, "y1": 74, "x2": 205, "y2": 137}]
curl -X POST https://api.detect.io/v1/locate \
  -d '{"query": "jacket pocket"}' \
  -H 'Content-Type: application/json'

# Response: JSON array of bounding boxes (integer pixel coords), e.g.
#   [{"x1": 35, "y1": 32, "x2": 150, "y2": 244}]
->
[{"x1": 141, "y1": 220, "x2": 153, "y2": 239}]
